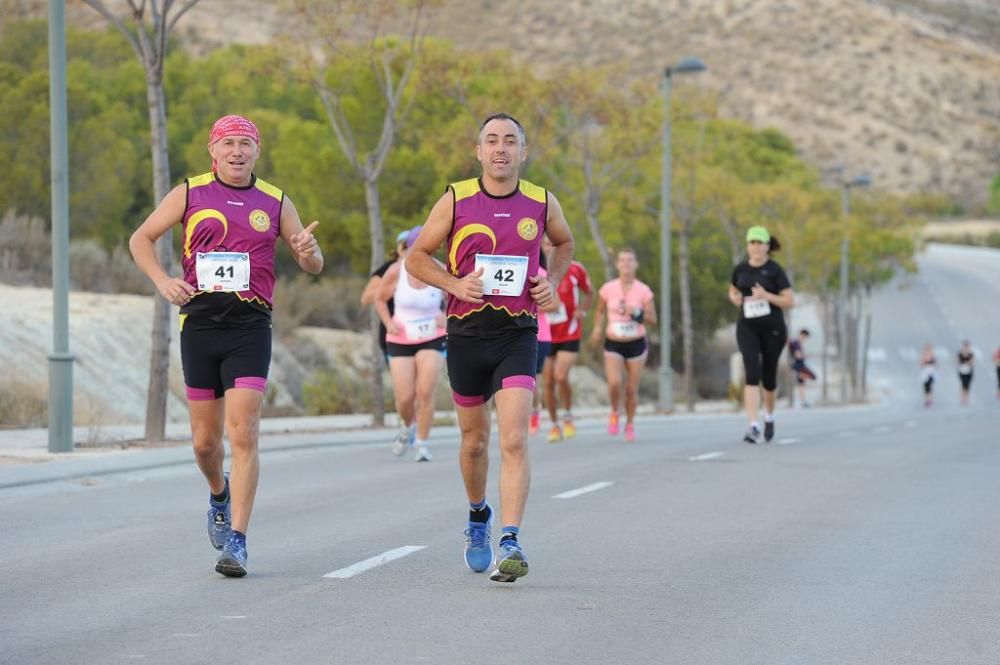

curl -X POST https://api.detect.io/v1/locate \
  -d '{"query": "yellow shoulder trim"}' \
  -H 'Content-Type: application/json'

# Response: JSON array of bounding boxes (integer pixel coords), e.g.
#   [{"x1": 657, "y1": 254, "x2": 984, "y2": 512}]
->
[
  {"x1": 188, "y1": 172, "x2": 215, "y2": 189},
  {"x1": 450, "y1": 178, "x2": 481, "y2": 202},
  {"x1": 254, "y1": 177, "x2": 283, "y2": 202},
  {"x1": 518, "y1": 179, "x2": 547, "y2": 204}
]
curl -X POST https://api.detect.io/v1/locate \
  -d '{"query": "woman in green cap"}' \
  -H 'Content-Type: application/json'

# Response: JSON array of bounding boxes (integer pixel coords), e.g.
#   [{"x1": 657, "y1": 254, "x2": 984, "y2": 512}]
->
[{"x1": 728, "y1": 226, "x2": 795, "y2": 443}]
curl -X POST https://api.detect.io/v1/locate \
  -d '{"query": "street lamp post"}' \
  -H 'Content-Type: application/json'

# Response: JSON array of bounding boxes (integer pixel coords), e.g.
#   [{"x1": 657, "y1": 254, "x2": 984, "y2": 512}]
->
[
  {"x1": 659, "y1": 56, "x2": 706, "y2": 413},
  {"x1": 838, "y1": 174, "x2": 871, "y2": 404}
]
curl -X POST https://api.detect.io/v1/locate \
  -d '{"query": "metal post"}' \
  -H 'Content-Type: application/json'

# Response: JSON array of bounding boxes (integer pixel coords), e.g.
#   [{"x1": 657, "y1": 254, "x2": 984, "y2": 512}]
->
[
  {"x1": 838, "y1": 186, "x2": 850, "y2": 404},
  {"x1": 48, "y1": 0, "x2": 74, "y2": 453},
  {"x1": 658, "y1": 70, "x2": 674, "y2": 413}
]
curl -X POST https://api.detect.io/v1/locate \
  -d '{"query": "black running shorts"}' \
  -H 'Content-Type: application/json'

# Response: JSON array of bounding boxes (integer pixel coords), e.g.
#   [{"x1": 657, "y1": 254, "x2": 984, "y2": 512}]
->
[
  {"x1": 549, "y1": 340, "x2": 581, "y2": 356},
  {"x1": 386, "y1": 336, "x2": 447, "y2": 358},
  {"x1": 447, "y1": 328, "x2": 537, "y2": 406},
  {"x1": 180, "y1": 320, "x2": 272, "y2": 400}
]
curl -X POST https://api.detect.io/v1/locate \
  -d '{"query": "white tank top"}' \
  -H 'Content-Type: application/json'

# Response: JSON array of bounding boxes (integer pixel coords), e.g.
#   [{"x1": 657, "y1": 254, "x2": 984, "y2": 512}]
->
[{"x1": 386, "y1": 261, "x2": 445, "y2": 344}]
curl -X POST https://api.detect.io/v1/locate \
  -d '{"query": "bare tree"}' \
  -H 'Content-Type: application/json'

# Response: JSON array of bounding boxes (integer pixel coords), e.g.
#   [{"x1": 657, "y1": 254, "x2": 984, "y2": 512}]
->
[
  {"x1": 81, "y1": 0, "x2": 201, "y2": 442},
  {"x1": 289, "y1": 0, "x2": 435, "y2": 427}
]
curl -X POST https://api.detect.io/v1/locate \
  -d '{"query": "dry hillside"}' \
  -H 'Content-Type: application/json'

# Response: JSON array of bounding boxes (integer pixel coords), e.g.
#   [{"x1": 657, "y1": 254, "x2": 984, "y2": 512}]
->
[{"x1": 46, "y1": 0, "x2": 1000, "y2": 210}]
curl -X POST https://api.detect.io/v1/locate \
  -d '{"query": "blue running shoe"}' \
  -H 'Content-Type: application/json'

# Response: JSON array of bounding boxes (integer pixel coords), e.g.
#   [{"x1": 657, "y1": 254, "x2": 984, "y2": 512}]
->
[
  {"x1": 490, "y1": 538, "x2": 529, "y2": 583},
  {"x1": 215, "y1": 533, "x2": 248, "y2": 578},
  {"x1": 207, "y1": 474, "x2": 231, "y2": 551},
  {"x1": 464, "y1": 503, "x2": 493, "y2": 573}
]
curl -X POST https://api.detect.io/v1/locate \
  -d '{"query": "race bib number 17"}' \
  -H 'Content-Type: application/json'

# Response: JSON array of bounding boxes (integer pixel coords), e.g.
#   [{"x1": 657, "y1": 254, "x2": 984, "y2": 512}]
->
[{"x1": 475, "y1": 254, "x2": 528, "y2": 297}]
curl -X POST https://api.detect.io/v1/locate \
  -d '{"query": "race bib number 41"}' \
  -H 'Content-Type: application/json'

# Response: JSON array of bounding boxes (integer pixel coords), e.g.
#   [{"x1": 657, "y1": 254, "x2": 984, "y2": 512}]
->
[
  {"x1": 196, "y1": 252, "x2": 250, "y2": 292},
  {"x1": 475, "y1": 254, "x2": 528, "y2": 297}
]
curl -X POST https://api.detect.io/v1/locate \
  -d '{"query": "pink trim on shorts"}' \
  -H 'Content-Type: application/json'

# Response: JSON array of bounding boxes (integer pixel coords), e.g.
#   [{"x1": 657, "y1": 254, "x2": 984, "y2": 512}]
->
[
  {"x1": 233, "y1": 377, "x2": 268, "y2": 393},
  {"x1": 453, "y1": 392, "x2": 486, "y2": 407},
  {"x1": 501, "y1": 375, "x2": 536, "y2": 391},
  {"x1": 186, "y1": 386, "x2": 217, "y2": 402}
]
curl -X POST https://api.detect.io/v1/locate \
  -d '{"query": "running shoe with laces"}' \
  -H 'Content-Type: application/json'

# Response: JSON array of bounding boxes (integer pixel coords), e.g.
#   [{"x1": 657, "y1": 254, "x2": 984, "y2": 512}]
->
[
  {"x1": 743, "y1": 424, "x2": 761, "y2": 444},
  {"x1": 391, "y1": 425, "x2": 415, "y2": 457},
  {"x1": 463, "y1": 503, "x2": 493, "y2": 573},
  {"x1": 215, "y1": 532, "x2": 248, "y2": 578},
  {"x1": 562, "y1": 418, "x2": 576, "y2": 439},
  {"x1": 624, "y1": 423, "x2": 635, "y2": 442},
  {"x1": 207, "y1": 473, "x2": 231, "y2": 551},
  {"x1": 489, "y1": 537, "x2": 529, "y2": 583},
  {"x1": 546, "y1": 424, "x2": 562, "y2": 443},
  {"x1": 764, "y1": 420, "x2": 775, "y2": 442},
  {"x1": 608, "y1": 411, "x2": 620, "y2": 436},
  {"x1": 414, "y1": 445, "x2": 432, "y2": 462},
  {"x1": 529, "y1": 410, "x2": 540, "y2": 434}
]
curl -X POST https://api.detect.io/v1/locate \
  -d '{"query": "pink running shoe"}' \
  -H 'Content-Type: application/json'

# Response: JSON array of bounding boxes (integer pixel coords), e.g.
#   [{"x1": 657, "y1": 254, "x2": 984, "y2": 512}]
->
[
  {"x1": 608, "y1": 412, "x2": 620, "y2": 436},
  {"x1": 625, "y1": 423, "x2": 635, "y2": 442},
  {"x1": 529, "y1": 410, "x2": 540, "y2": 434}
]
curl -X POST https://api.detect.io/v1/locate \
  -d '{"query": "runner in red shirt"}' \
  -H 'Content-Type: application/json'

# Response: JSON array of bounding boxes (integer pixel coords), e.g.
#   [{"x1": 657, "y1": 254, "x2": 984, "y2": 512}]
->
[{"x1": 542, "y1": 250, "x2": 593, "y2": 442}]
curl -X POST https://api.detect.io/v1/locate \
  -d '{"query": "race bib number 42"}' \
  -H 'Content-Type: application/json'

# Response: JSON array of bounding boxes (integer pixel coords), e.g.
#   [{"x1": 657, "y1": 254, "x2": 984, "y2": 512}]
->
[
  {"x1": 475, "y1": 254, "x2": 528, "y2": 297},
  {"x1": 742, "y1": 297, "x2": 771, "y2": 319},
  {"x1": 196, "y1": 252, "x2": 250, "y2": 292}
]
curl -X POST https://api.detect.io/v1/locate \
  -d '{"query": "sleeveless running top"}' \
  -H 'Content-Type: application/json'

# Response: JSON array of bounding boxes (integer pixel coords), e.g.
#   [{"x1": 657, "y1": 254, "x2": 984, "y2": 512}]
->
[
  {"x1": 536, "y1": 267, "x2": 552, "y2": 342},
  {"x1": 180, "y1": 172, "x2": 283, "y2": 311},
  {"x1": 446, "y1": 178, "x2": 548, "y2": 335},
  {"x1": 386, "y1": 260, "x2": 446, "y2": 344}
]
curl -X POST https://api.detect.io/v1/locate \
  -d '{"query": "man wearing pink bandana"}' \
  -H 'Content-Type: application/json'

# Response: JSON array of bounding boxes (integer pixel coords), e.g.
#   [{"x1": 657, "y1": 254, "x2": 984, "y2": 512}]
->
[{"x1": 130, "y1": 114, "x2": 324, "y2": 577}]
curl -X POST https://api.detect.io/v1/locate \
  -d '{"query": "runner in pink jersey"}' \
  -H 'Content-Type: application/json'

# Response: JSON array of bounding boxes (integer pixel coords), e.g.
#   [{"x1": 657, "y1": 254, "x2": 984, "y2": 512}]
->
[
  {"x1": 407, "y1": 113, "x2": 575, "y2": 584},
  {"x1": 590, "y1": 248, "x2": 656, "y2": 442},
  {"x1": 129, "y1": 114, "x2": 324, "y2": 578},
  {"x1": 530, "y1": 261, "x2": 558, "y2": 437},
  {"x1": 376, "y1": 225, "x2": 447, "y2": 462}
]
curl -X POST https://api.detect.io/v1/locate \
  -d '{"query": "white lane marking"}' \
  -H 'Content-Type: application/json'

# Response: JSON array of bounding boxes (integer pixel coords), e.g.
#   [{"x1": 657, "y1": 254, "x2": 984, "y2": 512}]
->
[
  {"x1": 220, "y1": 615, "x2": 247, "y2": 620},
  {"x1": 867, "y1": 347, "x2": 886, "y2": 361},
  {"x1": 899, "y1": 346, "x2": 917, "y2": 361},
  {"x1": 688, "y1": 452, "x2": 726, "y2": 461},
  {"x1": 973, "y1": 346, "x2": 984, "y2": 360},
  {"x1": 838, "y1": 431, "x2": 857, "y2": 437},
  {"x1": 776, "y1": 437, "x2": 800, "y2": 445},
  {"x1": 553, "y1": 481, "x2": 614, "y2": 499},
  {"x1": 323, "y1": 546, "x2": 426, "y2": 579},
  {"x1": 873, "y1": 425, "x2": 892, "y2": 433},
  {"x1": 904, "y1": 420, "x2": 917, "y2": 428}
]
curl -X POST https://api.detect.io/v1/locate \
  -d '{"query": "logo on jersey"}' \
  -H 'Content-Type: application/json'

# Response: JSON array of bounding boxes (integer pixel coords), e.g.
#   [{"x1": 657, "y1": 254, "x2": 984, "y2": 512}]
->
[
  {"x1": 517, "y1": 218, "x2": 538, "y2": 241},
  {"x1": 249, "y1": 209, "x2": 271, "y2": 233}
]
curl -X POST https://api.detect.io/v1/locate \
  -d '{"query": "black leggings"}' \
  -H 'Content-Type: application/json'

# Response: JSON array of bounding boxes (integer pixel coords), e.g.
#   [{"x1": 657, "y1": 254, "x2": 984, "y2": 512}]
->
[{"x1": 737, "y1": 322, "x2": 787, "y2": 391}]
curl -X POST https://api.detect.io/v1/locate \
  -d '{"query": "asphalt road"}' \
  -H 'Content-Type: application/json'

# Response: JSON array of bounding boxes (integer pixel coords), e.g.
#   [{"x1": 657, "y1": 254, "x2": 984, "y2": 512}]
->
[{"x1": 1, "y1": 244, "x2": 998, "y2": 665}]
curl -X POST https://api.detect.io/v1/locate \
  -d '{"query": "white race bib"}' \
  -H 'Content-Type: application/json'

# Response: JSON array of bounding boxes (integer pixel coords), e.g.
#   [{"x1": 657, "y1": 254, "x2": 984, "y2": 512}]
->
[
  {"x1": 404, "y1": 316, "x2": 437, "y2": 341},
  {"x1": 475, "y1": 254, "x2": 528, "y2": 297},
  {"x1": 611, "y1": 320, "x2": 639, "y2": 338},
  {"x1": 742, "y1": 297, "x2": 771, "y2": 319},
  {"x1": 547, "y1": 302, "x2": 569, "y2": 325},
  {"x1": 196, "y1": 252, "x2": 250, "y2": 292}
]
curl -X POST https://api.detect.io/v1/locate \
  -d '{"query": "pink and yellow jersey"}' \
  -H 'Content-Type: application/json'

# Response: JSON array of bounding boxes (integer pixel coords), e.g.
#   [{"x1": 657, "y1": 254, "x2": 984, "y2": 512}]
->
[
  {"x1": 446, "y1": 178, "x2": 548, "y2": 334},
  {"x1": 180, "y1": 172, "x2": 283, "y2": 311}
]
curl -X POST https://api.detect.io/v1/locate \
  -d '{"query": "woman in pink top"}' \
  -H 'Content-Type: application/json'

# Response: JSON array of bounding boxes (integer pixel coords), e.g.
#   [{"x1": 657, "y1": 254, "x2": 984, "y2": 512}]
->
[
  {"x1": 589, "y1": 248, "x2": 657, "y2": 442},
  {"x1": 530, "y1": 245, "x2": 559, "y2": 437},
  {"x1": 375, "y1": 225, "x2": 447, "y2": 462}
]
